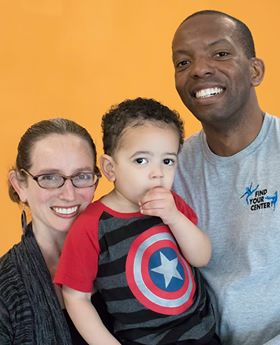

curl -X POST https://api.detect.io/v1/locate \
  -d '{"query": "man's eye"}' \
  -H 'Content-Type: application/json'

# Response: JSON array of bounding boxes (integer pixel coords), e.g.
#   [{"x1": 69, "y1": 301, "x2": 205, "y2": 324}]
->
[
  {"x1": 176, "y1": 60, "x2": 191, "y2": 69},
  {"x1": 163, "y1": 158, "x2": 175, "y2": 166},
  {"x1": 216, "y1": 51, "x2": 230, "y2": 58},
  {"x1": 135, "y1": 158, "x2": 148, "y2": 165}
]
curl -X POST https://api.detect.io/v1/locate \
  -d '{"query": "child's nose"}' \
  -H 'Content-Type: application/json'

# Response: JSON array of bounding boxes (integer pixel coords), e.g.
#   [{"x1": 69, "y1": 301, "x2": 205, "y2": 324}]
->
[{"x1": 150, "y1": 165, "x2": 164, "y2": 179}]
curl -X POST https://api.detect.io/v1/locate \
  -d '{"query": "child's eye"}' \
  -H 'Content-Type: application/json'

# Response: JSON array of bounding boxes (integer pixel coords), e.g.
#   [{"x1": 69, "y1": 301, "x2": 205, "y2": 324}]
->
[
  {"x1": 163, "y1": 158, "x2": 175, "y2": 166},
  {"x1": 135, "y1": 158, "x2": 148, "y2": 165}
]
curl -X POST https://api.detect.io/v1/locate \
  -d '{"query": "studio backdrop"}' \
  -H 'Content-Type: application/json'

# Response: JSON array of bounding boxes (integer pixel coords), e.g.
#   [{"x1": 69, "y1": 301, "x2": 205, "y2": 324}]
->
[{"x1": 1, "y1": 0, "x2": 279, "y2": 255}]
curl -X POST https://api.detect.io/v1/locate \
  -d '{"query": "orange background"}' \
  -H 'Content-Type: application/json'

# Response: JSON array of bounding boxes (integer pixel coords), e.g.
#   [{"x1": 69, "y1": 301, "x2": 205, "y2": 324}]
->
[{"x1": 1, "y1": 0, "x2": 279, "y2": 255}]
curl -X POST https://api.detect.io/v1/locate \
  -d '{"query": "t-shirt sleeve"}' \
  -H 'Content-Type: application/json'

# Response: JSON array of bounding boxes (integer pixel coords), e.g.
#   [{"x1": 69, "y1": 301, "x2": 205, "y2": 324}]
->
[
  {"x1": 54, "y1": 204, "x2": 100, "y2": 293},
  {"x1": 172, "y1": 191, "x2": 198, "y2": 225}
]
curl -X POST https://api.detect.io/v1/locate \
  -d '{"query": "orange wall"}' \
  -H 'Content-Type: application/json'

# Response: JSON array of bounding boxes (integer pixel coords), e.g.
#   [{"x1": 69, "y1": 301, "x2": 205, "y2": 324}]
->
[{"x1": 1, "y1": 0, "x2": 279, "y2": 255}]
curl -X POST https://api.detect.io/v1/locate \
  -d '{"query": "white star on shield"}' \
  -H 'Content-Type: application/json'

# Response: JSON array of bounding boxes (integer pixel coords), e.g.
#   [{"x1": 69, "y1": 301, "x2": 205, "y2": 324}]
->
[{"x1": 150, "y1": 251, "x2": 183, "y2": 288}]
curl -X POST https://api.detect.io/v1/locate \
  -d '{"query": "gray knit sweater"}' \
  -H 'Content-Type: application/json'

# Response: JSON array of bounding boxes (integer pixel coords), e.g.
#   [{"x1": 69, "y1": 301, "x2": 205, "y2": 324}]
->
[{"x1": 0, "y1": 224, "x2": 72, "y2": 344}]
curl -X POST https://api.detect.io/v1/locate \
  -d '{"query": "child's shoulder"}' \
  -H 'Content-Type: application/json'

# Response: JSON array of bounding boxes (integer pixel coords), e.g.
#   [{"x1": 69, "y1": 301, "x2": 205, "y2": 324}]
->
[
  {"x1": 172, "y1": 191, "x2": 198, "y2": 225},
  {"x1": 74, "y1": 198, "x2": 106, "y2": 223}
]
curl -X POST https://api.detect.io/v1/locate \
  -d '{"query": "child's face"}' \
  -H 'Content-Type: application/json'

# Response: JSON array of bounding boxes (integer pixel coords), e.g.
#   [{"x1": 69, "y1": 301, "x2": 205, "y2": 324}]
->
[{"x1": 111, "y1": 121, "x2": 180, "y2": 210}]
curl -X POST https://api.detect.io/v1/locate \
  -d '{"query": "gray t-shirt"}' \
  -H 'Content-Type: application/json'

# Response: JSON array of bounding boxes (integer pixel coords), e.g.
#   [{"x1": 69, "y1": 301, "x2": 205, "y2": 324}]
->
[{"x1": 173, "y1": 113, "x2": 280, "y2": 345}]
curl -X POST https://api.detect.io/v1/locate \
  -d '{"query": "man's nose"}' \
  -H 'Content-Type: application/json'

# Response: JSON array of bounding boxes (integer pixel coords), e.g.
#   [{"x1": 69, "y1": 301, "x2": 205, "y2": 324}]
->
[{"x1": 191, "y1": 56, "x2": 215, "y2": 79}]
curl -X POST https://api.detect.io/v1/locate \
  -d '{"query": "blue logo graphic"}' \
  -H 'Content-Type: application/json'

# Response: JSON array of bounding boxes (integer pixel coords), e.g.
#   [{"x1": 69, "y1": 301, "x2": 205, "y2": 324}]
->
[
  {"x1": 241, "y1": 183, "x2": 278, "y2": 211},
  {"x1": 265, "y1": 191, "x2": 278, "y2": 210},
  {"x1": 240, "y1": 183, "x2": 259, "y2": 205}
]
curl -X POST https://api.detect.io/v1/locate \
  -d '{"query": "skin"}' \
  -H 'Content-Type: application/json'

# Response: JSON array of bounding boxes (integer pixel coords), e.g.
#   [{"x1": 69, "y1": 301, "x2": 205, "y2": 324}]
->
[
  {"x1": 172, "y1": 14, "x2": 265, "y2": 156},
  {"x1": 9, "y1": 133, "x2": 97, "y2": 302},
  {"x1": 102, "y1": 122, "x2": 180, "y2": 213},
  {"x1": 62, "y1": 121, "x2": 211, "y2": 345}
]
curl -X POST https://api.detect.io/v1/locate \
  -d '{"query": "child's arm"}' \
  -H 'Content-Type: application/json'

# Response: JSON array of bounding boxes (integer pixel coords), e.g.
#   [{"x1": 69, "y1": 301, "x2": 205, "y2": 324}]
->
[
  {"x1": 139, "y1": 187, "x2": 211, "y2": 267},
  {"x1": 62, "y1": 286, "x2": 120, "y2": 345}
]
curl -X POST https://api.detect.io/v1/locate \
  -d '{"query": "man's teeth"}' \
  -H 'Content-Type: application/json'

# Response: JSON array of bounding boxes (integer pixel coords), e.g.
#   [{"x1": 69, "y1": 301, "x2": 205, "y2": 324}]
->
[
  {"x1": 52, "y1": 206, "x2": 78, "y2": 215},
  {"x1": 195, "y1": 87, "x2": 223, "y2": 99}
]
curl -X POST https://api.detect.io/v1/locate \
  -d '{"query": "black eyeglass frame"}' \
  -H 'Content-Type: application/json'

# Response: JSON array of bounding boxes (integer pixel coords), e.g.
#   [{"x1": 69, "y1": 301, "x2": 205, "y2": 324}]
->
[{"x1": 20, "y1": 168, "x2": 101, "y2": 189}]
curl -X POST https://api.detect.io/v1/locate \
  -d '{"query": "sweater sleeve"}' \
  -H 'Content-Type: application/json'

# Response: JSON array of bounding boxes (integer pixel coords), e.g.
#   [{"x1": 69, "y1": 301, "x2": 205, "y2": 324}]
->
[{"x1": 0, "y1": 298, "x2": 13, "y2": 345}]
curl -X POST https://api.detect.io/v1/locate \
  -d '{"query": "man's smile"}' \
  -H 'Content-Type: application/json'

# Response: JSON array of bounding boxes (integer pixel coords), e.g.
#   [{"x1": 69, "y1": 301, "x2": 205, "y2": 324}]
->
[{"x1": 194, "y1": 87, "x2": 224, "y2": 99}]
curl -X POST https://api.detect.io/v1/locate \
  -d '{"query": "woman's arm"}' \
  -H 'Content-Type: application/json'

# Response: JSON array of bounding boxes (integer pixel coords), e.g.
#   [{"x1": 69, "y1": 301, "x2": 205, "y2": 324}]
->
[
  {"x1": 0, "y1": 299, "x2": 13, "y2": 345},
  {"x1": 62, "y1": 286, "x2": 120, "y2": 345}
]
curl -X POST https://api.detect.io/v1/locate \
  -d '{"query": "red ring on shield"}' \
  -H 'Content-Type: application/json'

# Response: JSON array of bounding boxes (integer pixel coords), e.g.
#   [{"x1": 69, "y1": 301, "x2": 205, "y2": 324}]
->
[{"x1": 126, "y1": 225, "x2": 196, "y2": 315}]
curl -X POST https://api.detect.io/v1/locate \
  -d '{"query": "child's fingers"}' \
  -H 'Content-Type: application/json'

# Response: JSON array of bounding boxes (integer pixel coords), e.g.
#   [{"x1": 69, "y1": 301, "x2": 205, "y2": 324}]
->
[
  {"x1": 140, "y1": 199, "x2": 165, "y2": 210},
  {"x1": 140, "y1": 187, "x2": 170, "y2": 206}
]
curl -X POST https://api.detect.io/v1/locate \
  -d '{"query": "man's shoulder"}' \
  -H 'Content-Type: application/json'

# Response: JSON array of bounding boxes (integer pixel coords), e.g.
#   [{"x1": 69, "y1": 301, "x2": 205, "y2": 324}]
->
[
  {"x1": 183, "y1": 130, "x2": 203, "y2": 146},
  {"x1": 262, "y1": 113, "x2": 280, "y2": 142},
  {"x1": 178, "y1": 130, "x2": 204, "y2": 161},
  {"x1": 266, "y1": 113, "x2": 280, "y2": 126},
  {"x1": 266, "y1": 112, "x2": 279, "y2": 118}
]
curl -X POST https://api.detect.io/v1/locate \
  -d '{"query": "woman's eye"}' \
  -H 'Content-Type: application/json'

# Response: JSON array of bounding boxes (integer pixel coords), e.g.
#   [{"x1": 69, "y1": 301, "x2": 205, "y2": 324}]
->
[
  {"x1": 135, "y1": 158, "x2": 148, "y2": 165},
  {"x1": 77, "y1": 173, "x2": 92, "y2": 181},
  {"x1": 163, "y1": 158, "x2": 175, "y2": 166},
  {"x1": 41, "y1": 174, "x2": 58, "y2": 181}
]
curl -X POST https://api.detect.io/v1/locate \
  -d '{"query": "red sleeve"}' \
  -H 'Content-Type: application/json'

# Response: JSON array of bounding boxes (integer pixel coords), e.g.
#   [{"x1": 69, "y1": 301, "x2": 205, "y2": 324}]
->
[
  {"x1": 54, "y1": 202, "x2": 102, "y2": 292},
  {"x1": 172, "y1": 191, "x2": 198, "y2": 225}
]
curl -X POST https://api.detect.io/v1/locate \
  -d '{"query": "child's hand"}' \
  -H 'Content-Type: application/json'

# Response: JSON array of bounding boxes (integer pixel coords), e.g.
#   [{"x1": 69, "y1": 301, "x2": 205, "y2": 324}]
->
[
  {"x1": 140, "y1": 187, "x2": 211, "y2": 267},
  {"x1": 139, "y1": 187, "x2": 180, "y2": 226}
]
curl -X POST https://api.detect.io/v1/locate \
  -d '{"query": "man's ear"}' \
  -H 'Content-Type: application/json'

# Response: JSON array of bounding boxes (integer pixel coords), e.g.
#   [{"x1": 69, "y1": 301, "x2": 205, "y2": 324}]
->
[
  {"x1": 250, "y1": 57, "x2": 265, "y2": 87},
  {"x1": 9, "y1": 170, "x2": 28, "y2": 203},
  {"x1": 99, "y1": 154, "x2": 116, "y2": 182}
]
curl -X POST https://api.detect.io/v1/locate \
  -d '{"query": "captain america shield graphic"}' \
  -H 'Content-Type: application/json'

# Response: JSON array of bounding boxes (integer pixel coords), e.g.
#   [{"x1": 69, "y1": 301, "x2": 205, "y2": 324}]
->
[{"x1": 126, "y1": 225, "x2": 196, "y2": 315}]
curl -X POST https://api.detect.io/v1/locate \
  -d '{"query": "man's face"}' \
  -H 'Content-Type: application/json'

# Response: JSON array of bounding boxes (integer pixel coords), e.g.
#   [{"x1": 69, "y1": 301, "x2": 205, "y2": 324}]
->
[{"x1": 172, "y1": 14, "x2": 255, "y2": 127}]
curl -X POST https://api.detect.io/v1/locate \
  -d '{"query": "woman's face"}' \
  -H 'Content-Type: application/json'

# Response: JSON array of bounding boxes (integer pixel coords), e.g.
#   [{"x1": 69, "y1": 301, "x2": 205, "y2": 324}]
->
[{"x1": 18, "y1": 133, "x2": 97, "y2": 236}]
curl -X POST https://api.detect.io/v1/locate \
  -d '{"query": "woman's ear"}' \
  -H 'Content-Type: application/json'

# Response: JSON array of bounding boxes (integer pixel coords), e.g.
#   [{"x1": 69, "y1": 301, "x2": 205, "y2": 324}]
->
[
  {"x1": 99, "y1": 154, "x2": 116, "y2": 182},
  {"x1": 250, "y1": 57, "x2": 265, "y2": 87},
  {"x1": 9, "y1": 170, "x2": 28, "y2": 203}
]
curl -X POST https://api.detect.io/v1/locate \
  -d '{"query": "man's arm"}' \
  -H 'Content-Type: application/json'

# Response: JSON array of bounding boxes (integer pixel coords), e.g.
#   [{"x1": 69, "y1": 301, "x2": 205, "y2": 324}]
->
[{"x1": 62, "y1": 286, "x2": 120, "y2": 345}]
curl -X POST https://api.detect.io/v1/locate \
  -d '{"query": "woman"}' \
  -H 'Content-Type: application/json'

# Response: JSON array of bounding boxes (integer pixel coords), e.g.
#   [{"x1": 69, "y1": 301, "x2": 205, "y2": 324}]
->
[{"x1": 0, "y1": 118, "x2": 101, "y2": 344}]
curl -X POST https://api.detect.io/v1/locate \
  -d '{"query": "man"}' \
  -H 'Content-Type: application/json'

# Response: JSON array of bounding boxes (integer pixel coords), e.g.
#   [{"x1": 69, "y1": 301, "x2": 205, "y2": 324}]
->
[{"x1": 172, "y1": 10, "x2": 280, "y2": 345}]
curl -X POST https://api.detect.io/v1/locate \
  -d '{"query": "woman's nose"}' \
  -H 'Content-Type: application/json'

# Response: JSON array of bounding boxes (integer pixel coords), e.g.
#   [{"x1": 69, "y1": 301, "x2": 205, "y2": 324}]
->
[{"x1": 58, "y1": 179, "x2": 76, "y2": 201}]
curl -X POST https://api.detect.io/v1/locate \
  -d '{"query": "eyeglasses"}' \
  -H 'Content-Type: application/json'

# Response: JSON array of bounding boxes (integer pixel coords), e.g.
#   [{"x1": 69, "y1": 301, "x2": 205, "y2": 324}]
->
[{"x1": 20, "y1": 168, "x2": 101, "y2": 189}]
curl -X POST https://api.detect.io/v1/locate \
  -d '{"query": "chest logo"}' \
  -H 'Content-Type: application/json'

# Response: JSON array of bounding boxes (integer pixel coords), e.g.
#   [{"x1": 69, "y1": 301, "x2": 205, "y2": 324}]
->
[
  {"x1": 126, "y1": 225, "x2": 196, "y2": 315},
  {"x1": 240, "y1": 183, "x2": 278, "y2": 211}
]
